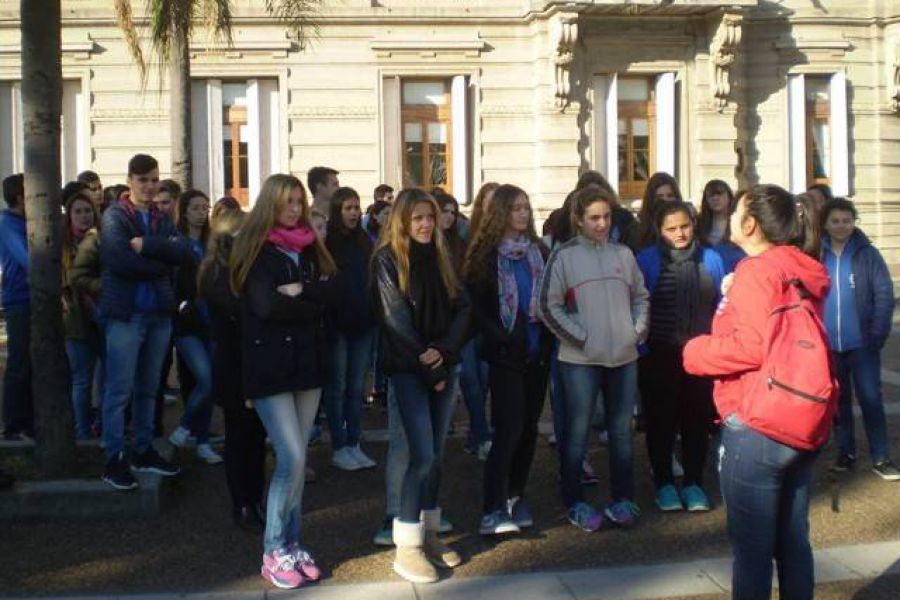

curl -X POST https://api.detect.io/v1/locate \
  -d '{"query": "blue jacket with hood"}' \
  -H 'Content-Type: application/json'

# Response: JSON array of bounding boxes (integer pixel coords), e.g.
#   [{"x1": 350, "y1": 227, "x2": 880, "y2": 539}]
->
[{"x1": 822, "y1": 229, "x2": 894, "y2": 351}]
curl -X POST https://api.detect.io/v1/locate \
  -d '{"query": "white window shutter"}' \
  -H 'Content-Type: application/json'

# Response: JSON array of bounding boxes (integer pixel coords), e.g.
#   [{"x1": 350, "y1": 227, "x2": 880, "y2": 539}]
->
[
  {"x1": 451, "y1": 75, "x2": 468, "y2": 204},
  {"x1": 655, "y1": 72, "x2": 676, "y2": 177},
  {"x1": 829, "y1": 72, "x2": 849, "y2": 196},
  {"x1": 788, "y1": 74, "x2": 807, "y2": 193}
]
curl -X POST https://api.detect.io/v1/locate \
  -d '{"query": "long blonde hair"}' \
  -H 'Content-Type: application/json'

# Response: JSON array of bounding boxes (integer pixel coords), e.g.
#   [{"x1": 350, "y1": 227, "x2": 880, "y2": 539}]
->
[
  {"x1": 230, "y1": 174, "x2": 336, "y2": 294},
  {"x1": 375, "y1": 188, "x2": 459, "y2": 299}
]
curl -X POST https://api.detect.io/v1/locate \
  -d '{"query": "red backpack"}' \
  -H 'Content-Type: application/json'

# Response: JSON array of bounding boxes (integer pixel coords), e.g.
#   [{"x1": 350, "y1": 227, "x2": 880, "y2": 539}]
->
[{"x1": 740, "y1": 261, "x2": 839, "y2": 450}]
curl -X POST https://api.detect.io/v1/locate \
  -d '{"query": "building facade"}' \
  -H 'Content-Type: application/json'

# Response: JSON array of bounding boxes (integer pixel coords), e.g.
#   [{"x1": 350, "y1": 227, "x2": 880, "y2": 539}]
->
[{"x1": 0, "y1": 0, "x2": 898, "y2": 268}]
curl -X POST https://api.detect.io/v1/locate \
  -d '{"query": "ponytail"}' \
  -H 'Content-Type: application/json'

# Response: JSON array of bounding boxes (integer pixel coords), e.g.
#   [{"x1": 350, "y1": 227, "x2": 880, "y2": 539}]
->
[{"x1": 742, "y1": 184, "x2": 821, "y2": 259}]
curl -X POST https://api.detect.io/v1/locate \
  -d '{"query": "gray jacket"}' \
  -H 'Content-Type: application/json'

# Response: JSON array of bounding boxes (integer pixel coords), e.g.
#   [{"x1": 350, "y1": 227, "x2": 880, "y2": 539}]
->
[{"x1": 538, "y1": 235, "x2": 649, "y2": 367}]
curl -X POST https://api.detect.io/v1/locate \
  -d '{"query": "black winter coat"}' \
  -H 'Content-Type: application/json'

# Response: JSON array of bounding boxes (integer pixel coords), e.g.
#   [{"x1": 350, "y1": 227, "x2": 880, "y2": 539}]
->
[
  {"x1": 326, "y1": 230, "x2": 377, "y2": 333},
  {"x1": 241, "y1": 243, "x2": 338, "y2": 400},
  {"x1": 466, "y1": 245, "x2": 553, "y2": 371},
  {"x1": 199, "y1": 255, "x2": 243, "y2": 410},
  {"x1": 371, "y1": 245, "x2": 472, "y2": 388}
]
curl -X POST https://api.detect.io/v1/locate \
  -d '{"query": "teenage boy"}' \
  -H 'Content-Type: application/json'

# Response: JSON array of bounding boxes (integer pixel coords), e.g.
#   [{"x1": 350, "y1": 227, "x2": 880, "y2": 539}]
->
[
  {"x1": 99, "y1": 154, "x2": 195, "y2": 490},
  {"x1": 0, "y1": 174, "x2": 33, "y2": 440},
  {"x1": 308, "y1": 166, "x2": 340, "y2": 217}
]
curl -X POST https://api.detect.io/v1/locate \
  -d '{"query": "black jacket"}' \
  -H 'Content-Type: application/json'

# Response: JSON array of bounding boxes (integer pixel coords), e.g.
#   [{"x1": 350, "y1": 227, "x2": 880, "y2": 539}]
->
[
  {"x1": 240, "y1": 243, "x2": 337, "y2": 400},
  {"x1": 326, "y1": 229, "x2": 377, "y2": 333},
  {"x1": 371, "y1": 245, "x2": 472, "y2": 388},
  {"x1": 199, "y1": 254, "x2": 243, "y2": 410},
  {"x1": 466, "y1": 245, "x2": 553, "y2": 371}
]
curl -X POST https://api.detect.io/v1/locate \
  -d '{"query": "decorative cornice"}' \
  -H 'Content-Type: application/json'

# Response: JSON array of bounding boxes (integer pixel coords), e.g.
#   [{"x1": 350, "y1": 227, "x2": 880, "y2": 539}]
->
[
  {"x1": 550, "y1": 12, "x2": 578, "y2": 111},
  {"x1": 710, "y1": 10, "x2": 742, "y2": 113},
  {"x1": 288, "y1": 106, "x2": 377, "y2": 119},
  {"x1": 91, "y1": 108, "x2": 166, "y2": 122},
  {"x1": 369, "y1": 37, "x2": 487, "y2": 59},
  {"x1": 775, "y1": 39, "x2": 853, "y2": 57},
  {"x1": 0, "y1": 39, "x2": 97, "y2": 60},
  {"x1": 190, "y1": 39, "x2": 295, "y2": 59},
  {"x1": 481, "y1": 104, "x2": 535, "y2": 117}
]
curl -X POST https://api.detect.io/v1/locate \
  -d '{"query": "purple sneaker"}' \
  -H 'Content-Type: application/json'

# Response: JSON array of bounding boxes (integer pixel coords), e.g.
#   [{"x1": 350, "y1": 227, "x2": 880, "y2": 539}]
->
[
  {"x1": 568, "y1": 502, "x2": 603, "y2": 532},
  {"x1": 261, "y1": 548, "x2": 305, "y2": 589},
  {"x1": 287, "y1": 543, "x2": 322, "y2": 581},
  {"x1": 604, "y1": 500, "x2": 640, "y2": 528}
]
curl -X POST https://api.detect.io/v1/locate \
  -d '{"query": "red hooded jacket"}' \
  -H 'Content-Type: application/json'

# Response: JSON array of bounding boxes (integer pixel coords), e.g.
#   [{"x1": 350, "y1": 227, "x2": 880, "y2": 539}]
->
[{"x1": 683, "y1": 245, "x2": 831, "y2": 422}]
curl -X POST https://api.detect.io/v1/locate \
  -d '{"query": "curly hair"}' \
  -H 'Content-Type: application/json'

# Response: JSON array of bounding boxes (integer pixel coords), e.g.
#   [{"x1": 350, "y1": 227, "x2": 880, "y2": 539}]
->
[{"x1": 464, "y1": 184, "x2": 540, "y2": 286}]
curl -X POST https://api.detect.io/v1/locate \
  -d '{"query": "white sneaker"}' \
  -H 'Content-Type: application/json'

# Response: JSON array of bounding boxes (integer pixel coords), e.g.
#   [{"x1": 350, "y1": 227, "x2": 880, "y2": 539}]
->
[
  {"x1": 331, "y1": 447, "x2": 362, "y2": 471},
  {"x1": 196, "y1": 443, "x2": 223, "y2": 464},
  {"x1": 477, "y1": 441, "x2": 493, "y2": 462},
  {"x1": 350, "y1": 445, "x2": 377, "y2": 469},
  {"x1": 672, "y1": 454, "x2": 684, "y2": 478},
  {"x1": 168, "y1": 426, "x2": 190, "y2": 448}
]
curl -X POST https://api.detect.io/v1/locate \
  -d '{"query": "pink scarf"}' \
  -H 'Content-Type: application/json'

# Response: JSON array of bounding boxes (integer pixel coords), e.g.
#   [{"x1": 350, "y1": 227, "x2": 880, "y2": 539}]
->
[{"x1": 267, "y1": 224, "x2": 316, "y2": 253}]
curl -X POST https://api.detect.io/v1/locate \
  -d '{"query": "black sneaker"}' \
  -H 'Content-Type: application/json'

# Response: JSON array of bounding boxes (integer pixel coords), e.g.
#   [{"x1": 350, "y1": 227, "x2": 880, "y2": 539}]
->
[
  {"x1": 131, "y1": 447, "x2": 180, "y2": 476},
  {"x1": 872, "y1": 460, "x2": 900, "y2": 481},
  {"x1": 831, "y1": 454, "x2": 856, "y2": 473},
  {"x1": 102, "y1": 452, "x2": 139, "y2": 490}
]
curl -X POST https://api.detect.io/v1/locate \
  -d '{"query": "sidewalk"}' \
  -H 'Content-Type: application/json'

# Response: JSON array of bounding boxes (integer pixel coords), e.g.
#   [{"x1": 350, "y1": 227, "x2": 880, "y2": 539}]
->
[{"x1": 2, "y1": 539, "x2": 898, "y2": 600}]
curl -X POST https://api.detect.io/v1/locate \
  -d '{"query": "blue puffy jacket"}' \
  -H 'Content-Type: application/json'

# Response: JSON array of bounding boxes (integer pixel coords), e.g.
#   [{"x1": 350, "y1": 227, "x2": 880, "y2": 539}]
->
[
  {"x1": 98, "y1": 202, "x2": 195, "y2": 321},
  {"x1": 0, "y1": 210, "x2": 29, "y2": 309},
  {"x1": 823, "y1": 229, "x2": 895, "y2": 350}
]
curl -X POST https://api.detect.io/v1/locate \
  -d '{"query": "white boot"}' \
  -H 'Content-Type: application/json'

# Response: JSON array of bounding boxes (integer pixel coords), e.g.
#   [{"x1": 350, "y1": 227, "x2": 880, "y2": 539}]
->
[
  {"x1": 422, "y1": 508, "x2": 462, "y2": 568},
  {"x1": 392, "y1": 518, "x2": 438, "y2": 583}
]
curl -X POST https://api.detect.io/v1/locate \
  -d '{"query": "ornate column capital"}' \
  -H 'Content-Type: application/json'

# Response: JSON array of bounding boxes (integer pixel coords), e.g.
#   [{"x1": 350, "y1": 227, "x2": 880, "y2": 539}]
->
[
  {"x1": 550, "y1": 13, "x2": 579, "y2": 111},
  {"x1": 710, "y1": 9, "x2": 743, "y2": 113}
]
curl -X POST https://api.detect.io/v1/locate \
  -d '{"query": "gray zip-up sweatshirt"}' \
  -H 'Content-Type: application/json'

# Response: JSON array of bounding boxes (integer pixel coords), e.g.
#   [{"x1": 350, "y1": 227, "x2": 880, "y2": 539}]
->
[{"x1": 538, "y1": 235, "x2": 650, "y2": 367}]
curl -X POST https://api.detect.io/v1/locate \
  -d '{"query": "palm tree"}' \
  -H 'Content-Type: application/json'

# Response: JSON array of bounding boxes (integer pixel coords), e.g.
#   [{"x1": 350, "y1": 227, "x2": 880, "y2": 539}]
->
[
  {"x1": 115, "y1": 0, "x2": 322, "y2": 190},
  {"x1": 20, "y1": 0, "x2": 73, "y2": 476}
]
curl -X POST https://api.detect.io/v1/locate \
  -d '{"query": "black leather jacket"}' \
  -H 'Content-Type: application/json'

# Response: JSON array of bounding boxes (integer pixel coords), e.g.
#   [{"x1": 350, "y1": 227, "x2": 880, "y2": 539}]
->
[{"x1": 371, "y1": 245, "x2": 472, "y2": 388}]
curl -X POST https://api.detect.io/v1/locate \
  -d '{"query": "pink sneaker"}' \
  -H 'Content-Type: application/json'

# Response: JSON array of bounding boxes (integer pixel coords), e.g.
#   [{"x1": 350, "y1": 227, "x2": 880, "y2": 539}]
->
[
  {"x1": 288, "y1": 543, "x2": 322, "y2": 581},
  {"x1": 261, "y1": 548, "x2": 305, "y2": 589}
]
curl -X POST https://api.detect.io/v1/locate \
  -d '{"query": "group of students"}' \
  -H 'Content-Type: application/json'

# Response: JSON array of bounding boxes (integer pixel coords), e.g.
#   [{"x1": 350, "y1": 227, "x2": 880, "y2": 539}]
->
[{"x1": 0, "y1": 157, "x2": 897, "y2": 599}]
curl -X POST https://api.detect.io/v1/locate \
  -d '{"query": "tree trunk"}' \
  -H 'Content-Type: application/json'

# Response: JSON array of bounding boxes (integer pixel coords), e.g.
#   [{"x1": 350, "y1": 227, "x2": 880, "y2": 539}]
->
[
  {"x1": 21, "y1": 0, "x2": 74, "y2": 477},
  {"x1": 170, "y1": 23, "x2": 192, "y2": 190}
]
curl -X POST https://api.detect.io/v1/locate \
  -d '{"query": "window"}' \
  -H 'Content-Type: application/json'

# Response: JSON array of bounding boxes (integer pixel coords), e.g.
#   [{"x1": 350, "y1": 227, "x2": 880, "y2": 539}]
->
[
  {"x1": 592, "y1": 73, "x2": 677, "y2": 202},
  {"x1": 787, "y1": 73, "x2": 848, "y2": 196},
  {"x1": 401, "y1": 80, "x2": 452, "y2": 193},
  {"x1": 222, "y1": 83, "x2": 250, "y2": 205},
  {"x1": 192, "y1": 78, "x2": 280, "y2": 206},
  {"x1": 0, "y1": 80, "x2": 85, "y2": 182},
  {"x1": 616, "y1": 77, "x2": 655, "y2": 200},
  {"x1": 805, "y1": 76, "x2": 831, "y2": 187}
]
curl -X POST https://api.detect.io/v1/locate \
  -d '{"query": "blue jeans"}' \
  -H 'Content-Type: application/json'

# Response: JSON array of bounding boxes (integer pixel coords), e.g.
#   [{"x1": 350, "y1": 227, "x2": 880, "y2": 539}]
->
[
  {"x1": 102, "y1": 314, "x2": 172, "y2": 459},
  {"x1": 323, "y1": 328, "x2": 375, "y2": 449},
  {"x1": 2, "y1": 304, "x2": 33, "y2": 435},
  {"x1": 253, "y1": 389, "x2": 320, "y2": 553},
  {"x1": 558, "y1": 360, "x2": 636, "y2": 507},
  {"x1": 834, "y1": 347, "x2": 890, "y2": 464},
  {"x1": 174, "y1": 336, "x2": 214, "y2": 444},
  {"x1": 459, "y1": 338, "x2": 491, "y2": 444},
  {"x1": 392, "y1": 370, "x2": 459, "y2": 523},
  {"x1": 66, "y1": 338, "x2": 101, "y2": 439},
  {"x1": 719, "y1": 414, "x2": 817, "y2": 600}
]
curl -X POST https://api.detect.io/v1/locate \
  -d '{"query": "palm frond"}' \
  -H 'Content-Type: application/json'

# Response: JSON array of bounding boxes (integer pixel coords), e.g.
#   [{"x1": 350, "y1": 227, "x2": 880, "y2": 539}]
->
[
  {"x1": 264, "y1": 0, "x2": 323, "y2": 45},
  {"x1": 114, "y1": 0, "x2": 147, "y2": 80},
  {"x1": 196, "y1": 0, "x2": 234, "y2": 53}
]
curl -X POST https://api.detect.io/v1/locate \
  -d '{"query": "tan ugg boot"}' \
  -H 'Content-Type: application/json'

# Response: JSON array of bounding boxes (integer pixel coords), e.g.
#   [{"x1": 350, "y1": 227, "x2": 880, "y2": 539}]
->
[
  {"x1": 392, "y1": 518, "x2": 439, "y2": 583},
  {"x1": 422, "y1": 508, "x2": 462, "y2": 568}
]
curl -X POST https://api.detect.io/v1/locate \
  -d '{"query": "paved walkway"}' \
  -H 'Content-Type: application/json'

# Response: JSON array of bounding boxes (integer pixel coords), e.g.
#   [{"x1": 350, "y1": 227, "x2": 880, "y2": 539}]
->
[{"x1": 3, "y1": 539, "x2": 898, "y2": 600}]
